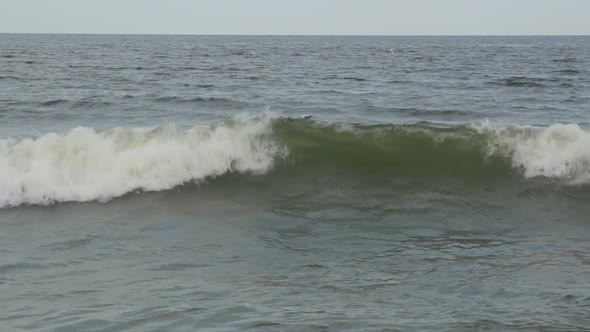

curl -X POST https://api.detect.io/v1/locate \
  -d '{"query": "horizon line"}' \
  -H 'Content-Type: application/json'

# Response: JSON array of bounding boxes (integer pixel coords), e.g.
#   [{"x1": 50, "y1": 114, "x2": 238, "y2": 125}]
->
[{"x1": 1, "y1": 32, "x2": 589, "y2": 37}]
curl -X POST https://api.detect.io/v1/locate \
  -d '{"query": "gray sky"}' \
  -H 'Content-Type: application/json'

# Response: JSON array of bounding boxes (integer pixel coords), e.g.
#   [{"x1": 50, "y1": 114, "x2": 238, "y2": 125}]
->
[{"x1": 1, "y1": 0, "x2": 589, "y2": 35}]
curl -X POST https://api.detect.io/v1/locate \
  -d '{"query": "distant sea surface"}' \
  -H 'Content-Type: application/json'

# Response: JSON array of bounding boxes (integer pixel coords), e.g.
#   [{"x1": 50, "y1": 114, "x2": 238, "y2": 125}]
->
[{"x1": 1, "y1": 34, "x2": 589, "y2": 331}]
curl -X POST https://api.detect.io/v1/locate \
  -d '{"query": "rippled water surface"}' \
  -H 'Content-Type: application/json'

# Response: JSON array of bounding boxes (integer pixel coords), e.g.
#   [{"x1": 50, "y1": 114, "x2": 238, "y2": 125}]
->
[{"x1": 1, "y1": 34, "x2": 590, "y2": 331}]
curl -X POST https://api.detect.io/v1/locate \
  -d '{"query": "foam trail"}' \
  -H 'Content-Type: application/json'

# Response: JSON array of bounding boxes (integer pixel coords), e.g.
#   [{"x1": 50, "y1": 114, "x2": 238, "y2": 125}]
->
[{"x1": 0, "y1": 114, "x2": 284, "y2": 207}]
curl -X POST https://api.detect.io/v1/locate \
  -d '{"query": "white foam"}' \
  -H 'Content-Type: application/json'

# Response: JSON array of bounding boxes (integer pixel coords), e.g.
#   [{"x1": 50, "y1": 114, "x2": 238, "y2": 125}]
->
[
  {"x1": 477, "y1": 123, "x2": 590, "y2": 183},
  {"x1": 0, "y1": 114, "x2": 285, "y2": 207}
]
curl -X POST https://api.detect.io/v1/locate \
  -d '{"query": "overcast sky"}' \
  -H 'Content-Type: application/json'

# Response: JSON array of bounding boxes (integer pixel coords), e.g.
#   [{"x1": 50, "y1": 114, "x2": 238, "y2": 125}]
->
[{"x1": 1, "y1": 0, "x2": 589, "y2": 35}]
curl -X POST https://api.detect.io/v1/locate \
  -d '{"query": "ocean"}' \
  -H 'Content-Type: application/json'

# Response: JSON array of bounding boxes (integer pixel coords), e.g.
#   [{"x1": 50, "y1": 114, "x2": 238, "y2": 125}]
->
[{"x1": 1, "y1": 34, "x2": 589, "y2": 331}]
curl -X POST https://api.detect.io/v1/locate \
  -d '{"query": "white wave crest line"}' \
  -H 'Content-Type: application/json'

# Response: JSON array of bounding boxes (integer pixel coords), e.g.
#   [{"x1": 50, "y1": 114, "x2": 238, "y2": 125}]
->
[
  {"x1": 477, "y1": 123, "x2": 590, "y2": 183},
  {"x1": 0, "y1": 114, "x2": 285, "y2": 207}
]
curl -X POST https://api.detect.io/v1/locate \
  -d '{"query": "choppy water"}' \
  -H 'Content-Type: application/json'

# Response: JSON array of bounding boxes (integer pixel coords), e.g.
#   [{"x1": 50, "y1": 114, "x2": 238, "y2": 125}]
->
[{"x1": 1, "y1": 34, "x2": 590, "y2": 331}]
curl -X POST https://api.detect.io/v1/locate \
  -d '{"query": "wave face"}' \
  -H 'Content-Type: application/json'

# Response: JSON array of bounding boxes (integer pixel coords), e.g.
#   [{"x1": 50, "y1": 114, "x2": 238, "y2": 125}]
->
[
  {"x1": 275, "y1": 120, "x2": 590, "y2": 182},
  {"x1": 2, "y1": 115, "x2": 590, "y2": 207}
]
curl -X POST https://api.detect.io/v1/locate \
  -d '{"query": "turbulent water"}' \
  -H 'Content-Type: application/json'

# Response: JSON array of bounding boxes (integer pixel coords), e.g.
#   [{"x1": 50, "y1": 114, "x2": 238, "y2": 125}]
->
[{"x1": 1, "y1": 34, "x2": 590, "y2": 331}]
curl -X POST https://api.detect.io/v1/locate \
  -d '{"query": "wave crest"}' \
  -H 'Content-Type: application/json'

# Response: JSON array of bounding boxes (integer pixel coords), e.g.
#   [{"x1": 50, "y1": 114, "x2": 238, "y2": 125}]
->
[
  {"x1": 480, "y1": 123, "x2": 590, "y2": 183},
  {"x1": 0, "y1": 114, "x2": 283, "y2": 207},
  {"x1": 2, "y1": 115, "x2": 590, "y2": 207}
]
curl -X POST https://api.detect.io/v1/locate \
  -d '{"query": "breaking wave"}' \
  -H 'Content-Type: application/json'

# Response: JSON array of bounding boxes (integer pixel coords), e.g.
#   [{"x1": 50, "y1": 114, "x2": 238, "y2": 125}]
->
[
  {"x1": 2, "y1": 114, "x2": 590, "y2": 207},
  {"x1": 0, "y1": 114, "x2": 282, "y2": 207}
]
